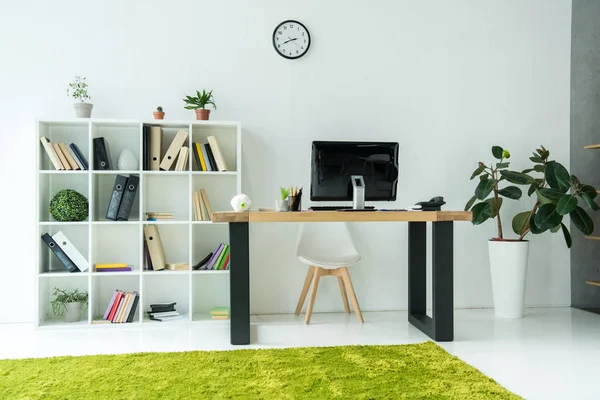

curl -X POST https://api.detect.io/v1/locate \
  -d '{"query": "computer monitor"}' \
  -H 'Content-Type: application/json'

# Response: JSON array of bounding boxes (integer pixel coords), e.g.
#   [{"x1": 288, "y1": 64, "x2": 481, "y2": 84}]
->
[{"x1": 310, "y1": 141, "x2": 399, "y2": 202}]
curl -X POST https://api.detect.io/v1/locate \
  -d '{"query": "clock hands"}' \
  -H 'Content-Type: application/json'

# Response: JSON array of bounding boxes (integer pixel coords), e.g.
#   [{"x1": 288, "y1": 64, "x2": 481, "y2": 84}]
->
[{"x1": 284, "y1": 37, "x2": 302, "y2": 48}]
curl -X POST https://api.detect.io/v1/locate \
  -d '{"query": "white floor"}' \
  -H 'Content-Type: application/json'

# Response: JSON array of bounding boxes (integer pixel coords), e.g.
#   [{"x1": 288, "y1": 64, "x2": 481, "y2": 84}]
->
[{"x1": 1, "y1": 307, "x2": 598, "y2": 400}]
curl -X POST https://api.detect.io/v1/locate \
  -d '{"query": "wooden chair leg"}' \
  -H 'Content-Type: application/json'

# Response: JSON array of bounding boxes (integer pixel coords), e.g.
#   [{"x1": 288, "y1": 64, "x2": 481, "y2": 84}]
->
[
  {"x1": 305, "y1": 267, "x2": 322, "y2": 324},
  {"x1": 337, "y1": 276, "x2": 350, "y2": 314},
  {"x1": 295, "y1": 266, "x2": 315, "y2": 315},
  {"x1": 341, "y1": 267, "x2": 364, "y2": 323}
]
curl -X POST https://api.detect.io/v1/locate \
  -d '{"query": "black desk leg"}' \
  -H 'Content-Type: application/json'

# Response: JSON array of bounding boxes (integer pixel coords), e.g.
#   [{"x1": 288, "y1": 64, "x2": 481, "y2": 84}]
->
[
  {"x1": 408, "y1": 221, "x2": 454, "y2": 342},
  {"x1": 229, "y1": 222, "x2": 250, "y2": 345}
]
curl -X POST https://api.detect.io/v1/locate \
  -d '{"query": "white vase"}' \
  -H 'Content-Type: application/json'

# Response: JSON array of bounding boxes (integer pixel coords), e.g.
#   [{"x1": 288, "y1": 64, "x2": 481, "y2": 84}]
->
[
  {"x1": 65, "y1": 302, "x2": 83, "y2": 322},
  {"x1": 117, "y1": 148, "x2": 138, "y2": 170},
  {"x1": 488, "y1": 240, "x2": 529, "y2": 319},
  {"x1": 73, "y1": 103, "x2": 93, "y2": 118}
]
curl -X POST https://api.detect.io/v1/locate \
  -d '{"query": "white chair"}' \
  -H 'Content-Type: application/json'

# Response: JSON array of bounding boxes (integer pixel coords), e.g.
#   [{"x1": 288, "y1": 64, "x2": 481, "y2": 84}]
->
[{"x1": 294, "y1": 222, "x2": 364, "y2": 324}]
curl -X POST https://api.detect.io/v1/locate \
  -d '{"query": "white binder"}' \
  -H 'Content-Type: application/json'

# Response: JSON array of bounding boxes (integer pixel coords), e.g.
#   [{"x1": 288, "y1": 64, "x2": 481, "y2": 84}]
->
[{"x1": 52, "y1": 231, "x2": 90, "y2": 272}]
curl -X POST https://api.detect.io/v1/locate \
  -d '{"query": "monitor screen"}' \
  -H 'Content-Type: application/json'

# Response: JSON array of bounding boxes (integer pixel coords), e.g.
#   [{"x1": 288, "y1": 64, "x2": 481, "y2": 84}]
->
[{"x1": 310, "y1": 141, "x2": 399, "y2": 201}]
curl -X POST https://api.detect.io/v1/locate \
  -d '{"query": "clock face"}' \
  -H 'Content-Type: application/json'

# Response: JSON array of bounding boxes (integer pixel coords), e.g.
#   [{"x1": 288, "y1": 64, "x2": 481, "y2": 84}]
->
[{"x1": 273, "y1": 20, "x2": 311, "y2": 59}]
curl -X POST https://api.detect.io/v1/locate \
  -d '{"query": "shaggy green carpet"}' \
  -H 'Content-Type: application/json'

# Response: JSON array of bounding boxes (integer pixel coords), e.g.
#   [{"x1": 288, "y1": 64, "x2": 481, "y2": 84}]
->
[{"x1": 0, "y1": 341, "x2": 520, "y2": 399}]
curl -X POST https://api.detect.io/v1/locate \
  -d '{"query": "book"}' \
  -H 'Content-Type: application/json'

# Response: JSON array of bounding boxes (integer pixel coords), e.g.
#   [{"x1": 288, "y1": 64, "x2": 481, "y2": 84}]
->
[
  {"x1": 96, "y1": 267, "x2": 133, "y2": 272},
  {"x1": 107, "y1": 291, "x2": 124, "y2": 321},
  {"x1": 143, "y1": 125, "x2": 150, "y2": 170},
  {"x1": 39, "y1": 137, "x2": 64, "y2": 170},
  {"x1": 147, "y1": 311, "x2": 179, "y2": 317},
  {"x1": 51, "y1": 231, "x2": 90, "y2": 272},
  {"x1": 149, "y1": 302, "x2": 176, "y2": 313},
  {"x1": 214, "y1": 244, "x2": 229, "y2": 270},
  {"x1": 67, "y1": 146, "x2": 85, "y2": 170},
  {"x1": 126, "y1": 293, "x2": 140, "y2": 323},
  {"x1": 200, "y1": 189, "x2": 213, "y2": 220},
  {"x1": 210, "y1": 307, "x2": 230, "y2": 316},
  {"x1": 197, "y1": 191, "x2": 207, "y2": 221},
  {"x1": 103, "y1": 290, "x2": 119, "y2": 319},
  {"x1": 58, "y1": 143, "x2": 80, "y2": 170},
  {"x1": 92, "y1": 317, "x2": 112, "y2": 325},
  {"x1": 144, "y1": 240, "x2": 153, "y2": 271},
  {"x1": 205, "y1": 143, "x2": 218, "y2": 171},
  {"x1": 112, "y1": 293, "x2": 126, "y2": 323},
  {"x1": 69, "y1": 143, "x2": 89, "y2": 170},
  {"x1": 193, "y1": 252, "x2": 213, "y2": 270},
  {"x1": 96, "y1": 263, "x2": 129, "y2": 269},
  {"x1": 165, "y1": 262, "x2": 189, "y2": 271},
  {"x1": 205, "y1": 243, "x2": 224, "y2": 270},
  {"x1": 160, "y1": 129, "x2": 188, "y2": 171},
  {"x1": 192, "y1": 142, "x2": 202, "y2": 171},
  {"x1": 195, "y1": 142, "x2": 207, "y2": 171},
  {"x1": 200, "y1": 144, "x2": 213, "y2": 171},
  {"x1": 207, "y1": 135, "x2": 228, "y2": 171},
  {"x1": 222, "y1": 253, "x2": 230, "y2": 270},
  {"x1": 149, "y1": 314, "x2": 186, "y2": 322},
  {"x1": 53, "y1": 142, "x2": 72, "y2": 170},
  {"x1": 212, "y1": 316, "x2": 229, "y2": 320},
  {"x1": 116, "y1": 292, "x2": 132, "y2": 323}
]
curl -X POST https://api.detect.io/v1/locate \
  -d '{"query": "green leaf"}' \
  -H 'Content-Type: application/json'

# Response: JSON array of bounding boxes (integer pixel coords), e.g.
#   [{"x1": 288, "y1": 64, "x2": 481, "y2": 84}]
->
[
  {"x1": 580, "y1": 192, "x2": 600, "y2": 211},
  {"x1": 496, "y1": 162, "x2": 509, "y2": 169},
  {"x1": 491, "y1": 146, "x2": 504, "y2": 160},
  {"x1": 571, "y1": 206, "x2": 594, "y2": 235},
  {"x1": 470, "y1": 165, "x2": 486, "y2": 180},
  {"x1": 529, "y1": 213, "x2": 544, "y2": 234},
  {"x1": 556, "y1": 195, "x2": 578, "y2": 215},
  {"x1": 534, "y1": 164, "x2": 545, "y2": 173},
  {"x1": 485, "y1": 197, "x2": 503, "y2": 218},
  {"x1": 498, "y1": 186, "x2": 522, "y2": 200},
  {"x1": 533, "y1": 203, "x2": 563, "y2": 231},
  {"x1": 527, "y1": 182, "x2": 540, "y2": 196},
  {"x1": 522, "y1": 168, "x2": 535, "y2": 174},
  {"x1": 512, "y1": 211, "x2": 531, "y2": 236},
  {"x1": 475, "y1": 178, "x2": 497, "y2": 200},
  {"x1": 545, "y1": 161, "x2": 571, "y2": 192},
  {"x1": 581, "y1": 185, "x2": 598, "y2": 199},
  {"x1": 560, "y1": 223, "x2": 572, "y2": 248},
  {"x1": 537, "y1": 188, "x2": 565, "y2": 203},
  {"x1": 500, "y1": 170, "x2": 535, "y2": 185},
  {"x1": 464, "y1": 195, "x2": 477, "y2": 211},
  {"x1": 550, "y1": 224, "x2": 561, "y2": 233},
  {"x1": 471, "y1": 202, "x2": 493, "y2": 225},
  {"x1": 480, "y1": 174, "x2": 489, "y2": 181},
  {"x1": 530, "y1": 156, "x2": 544, "y2": 164}
]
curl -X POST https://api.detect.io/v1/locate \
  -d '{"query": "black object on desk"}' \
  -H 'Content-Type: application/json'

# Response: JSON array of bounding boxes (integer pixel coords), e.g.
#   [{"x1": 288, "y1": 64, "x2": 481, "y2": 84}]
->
[{"x1": 414, "y1": 196, "x2": 446, "y2": 211}]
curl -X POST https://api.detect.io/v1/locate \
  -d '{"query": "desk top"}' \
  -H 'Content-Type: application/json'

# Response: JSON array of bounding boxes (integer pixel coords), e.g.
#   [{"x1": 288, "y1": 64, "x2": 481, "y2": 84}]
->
[{"x1": 212, "y1": 210, "x2": 472, "y2": 223}]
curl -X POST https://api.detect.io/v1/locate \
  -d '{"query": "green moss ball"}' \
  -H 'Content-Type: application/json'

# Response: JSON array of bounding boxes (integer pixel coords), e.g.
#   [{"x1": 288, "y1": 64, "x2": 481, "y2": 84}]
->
[{"x1": 49, "y1": 189, "x2": 88, "y2": 222}]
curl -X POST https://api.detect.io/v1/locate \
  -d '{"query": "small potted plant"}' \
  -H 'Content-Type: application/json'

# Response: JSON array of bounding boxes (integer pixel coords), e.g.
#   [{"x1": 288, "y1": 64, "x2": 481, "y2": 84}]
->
[
  {"x1": 278, "y1": 187, "x2": 290, "y2": 211},
  {"x1": 153, "y1": 106, "x2": 165, "y2": 120},
  {"x1": 50, "y1": 287, "x2": 88, "y2": 322},
  {"x1": 183, "y1": 89, "x2": 217, "y2": 120},
  {"x1": 49, "y1": 189, "x2": 89, "y2": 222},
  {"x1": 67, "y1": 76, "x2": 93, "y2": 118}
]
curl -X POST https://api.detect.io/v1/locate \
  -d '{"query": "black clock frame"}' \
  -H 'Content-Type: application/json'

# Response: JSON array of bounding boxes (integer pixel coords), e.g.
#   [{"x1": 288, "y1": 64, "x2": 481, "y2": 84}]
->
[{"x1": 272, "y1": 20, "x2": 311, "y2": 60}]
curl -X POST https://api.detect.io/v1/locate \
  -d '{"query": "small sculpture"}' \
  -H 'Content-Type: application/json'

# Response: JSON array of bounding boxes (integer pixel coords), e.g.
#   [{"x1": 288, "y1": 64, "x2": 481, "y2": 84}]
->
[
  {"x1": 117, "y1": 148, "x2": 138, "y2": 170},
  {"x1": 231, "y1": 194, "x2": 251, "y2": 212}
]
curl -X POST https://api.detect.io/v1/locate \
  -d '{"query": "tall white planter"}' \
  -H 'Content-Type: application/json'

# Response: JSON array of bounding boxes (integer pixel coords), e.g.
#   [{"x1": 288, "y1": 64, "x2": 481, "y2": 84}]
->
[{"x1": 488, "y1": 240, "x2": 529, "y2": 319}]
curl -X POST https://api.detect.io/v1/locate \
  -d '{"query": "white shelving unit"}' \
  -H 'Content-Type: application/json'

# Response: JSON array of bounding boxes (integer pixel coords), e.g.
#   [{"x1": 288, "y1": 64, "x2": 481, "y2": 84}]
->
[{"x1": 35, "y1": 119, "x2": 241, "y2": 328}]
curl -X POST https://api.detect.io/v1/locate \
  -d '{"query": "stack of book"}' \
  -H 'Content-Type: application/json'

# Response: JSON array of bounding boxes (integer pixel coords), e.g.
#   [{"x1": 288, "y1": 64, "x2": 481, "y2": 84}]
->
[
  {"x1": 192, "y1": 188, "x2": 213, "y2": 221},
  {"x1": 41, "y1": 231, "x2": 90, "y2": 273},
  {"x1": 95, "y1": 263, "x2": 133, "y2": 272},
  {"x1": 142, "y1": 127, "x2": 190, "y2": 171},
  {"x1": 193, "y1": 243, "x2": 230, "y2": 270},
  {"x1": 95, "y1": 290, "x2": 139, "y2": 324},
  {"x1": 39, "y1": 137, "x2": 89, "y2": 170},
  {"x1": 210, "y1": 307, "x2": 230, "y2": 320},
  {"x1": 145, "y1": 212, "x2": 174, "y2": 221},
  {"x1": 165, "y1": 262, "x2": 189, "y2": 271},
  {"x1": 147, "y1": 302, "x2": 185, "y2": 322},
  {"x1": 191, "y1": 136, "x2": 228, "y2": 172}
]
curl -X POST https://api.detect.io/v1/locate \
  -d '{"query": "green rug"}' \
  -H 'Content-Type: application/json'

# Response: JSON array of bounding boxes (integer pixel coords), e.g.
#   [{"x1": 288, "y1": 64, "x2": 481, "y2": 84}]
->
[{"x1": 0, "y1": 341, "x2": 519, "y2": 399}]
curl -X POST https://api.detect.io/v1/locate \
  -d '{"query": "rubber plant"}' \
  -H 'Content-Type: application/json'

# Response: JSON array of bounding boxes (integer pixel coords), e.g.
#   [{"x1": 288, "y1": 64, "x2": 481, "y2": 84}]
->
[
  {"x1": 465, "y1": 146, "x2": 523, "y2": 240},
  {"x1": 503, "y1": 146, "x2": 599, "y2": 248}
]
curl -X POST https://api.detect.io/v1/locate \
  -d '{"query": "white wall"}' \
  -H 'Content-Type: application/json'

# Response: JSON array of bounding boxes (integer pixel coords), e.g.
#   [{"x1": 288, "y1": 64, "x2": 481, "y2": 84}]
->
[{"x1": 0, "y1": 0, "x2": 572, "y2": 322}]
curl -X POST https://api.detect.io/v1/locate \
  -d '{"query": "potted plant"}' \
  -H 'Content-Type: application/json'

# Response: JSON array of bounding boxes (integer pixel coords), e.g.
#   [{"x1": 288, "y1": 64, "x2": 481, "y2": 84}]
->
[
  {"x1": 278, "y1": 187, "x2": 291, "y2": 211},
  {"x1": 67, "y1": 76, "x2": 93, "y2": 118},
  {"x1": 466, "y1": 145, "x2": 599, "y2": 318},
  {"x1": 50, "y1": 287, "x2": 88, "y2": 322},
  {"x1": 153, "y1": 106, "x2": 165, "y2": 120},
  {"x1": 49, "y1": 189, "x2": 89, "y2": 222},
  {"x1": 183, "y1": 89, "x2": 217, "y2": 120}
]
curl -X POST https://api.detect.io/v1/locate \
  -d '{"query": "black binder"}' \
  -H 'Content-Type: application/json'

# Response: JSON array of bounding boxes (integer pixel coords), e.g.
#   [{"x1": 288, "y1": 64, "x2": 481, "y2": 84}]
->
[
  {"x1": 143, "y1": 126, "x2": 150, "y2": 171},
  {"x1": 117, "y1": 175, "x2": 139, "y2": 221},
  {"x1": 93, "y1": 137, "x2": 111, "y2": 170},
  {"x1": 41, "y1": 233, "x2": 79, "y2": 272},
  {"x1": 205, "y1": 143, "x2": 218, "y2": 171},
  {"x1": 69, "y1": 143, "x2": 89, "y2": 170},
  {"x1": 192, "y1": 142, "x2": 202, "y2": 170},
  {"x1": 106, "y1": 175, "x2": 128, "y2": 221}
]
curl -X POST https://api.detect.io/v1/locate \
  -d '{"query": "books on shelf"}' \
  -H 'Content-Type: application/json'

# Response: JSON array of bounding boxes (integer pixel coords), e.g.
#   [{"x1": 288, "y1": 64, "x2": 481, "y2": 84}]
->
[
  {"x1": 147, "y1": 302, "x2": 185, "y2": 322},
  {"x1": 165, "y1": 262, "x2": 189, "y2": 271},
  {"x1": 102, "y1": 290, "x2": 139, "y2": 323},
  {"x1": 195, "y1": 243, "x2": 230, "y2": 271},
  {"x1": 192, "y1": 188, "x2": 213, "y2": 221},
  {"x1": 211, "y1": 306, "x2": 230, "y2": 320},
  {"x1": 95, "y1": 263, "x2": 133, "y2": 272},
  {"x1": 40, "y1": 136, "x2": 89, "y2": 171},
  {"x1": 146, "y1": 212, "x2": 174, "y2": 221},
  {"x1": 191, "y1": 136, "x2": 228, "y2": 172}
]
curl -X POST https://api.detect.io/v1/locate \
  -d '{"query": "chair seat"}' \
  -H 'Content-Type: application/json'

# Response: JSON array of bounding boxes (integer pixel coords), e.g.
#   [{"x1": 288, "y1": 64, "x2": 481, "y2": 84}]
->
[{"x1": 297, "y1": 254, "x2": 361, "y2": 269}]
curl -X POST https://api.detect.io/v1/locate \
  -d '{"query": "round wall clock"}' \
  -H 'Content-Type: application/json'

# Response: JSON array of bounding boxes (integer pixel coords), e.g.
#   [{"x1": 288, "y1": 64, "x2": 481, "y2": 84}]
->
[{"x1": 272, "y1": 20, "x2": 311, "y2": 59}]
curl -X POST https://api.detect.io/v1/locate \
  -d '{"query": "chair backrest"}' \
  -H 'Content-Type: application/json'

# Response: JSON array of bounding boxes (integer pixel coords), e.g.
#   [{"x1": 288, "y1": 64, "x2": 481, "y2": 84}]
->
[{"x1": 295, "y1": 222, "x2": 359, "y2": 260}]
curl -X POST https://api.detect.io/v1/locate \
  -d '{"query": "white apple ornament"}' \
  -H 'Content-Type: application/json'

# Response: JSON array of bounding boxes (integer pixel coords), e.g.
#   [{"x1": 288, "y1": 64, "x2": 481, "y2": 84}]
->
[{"x1": 231, "y1": 194, "x2": 251, "y2": 212}]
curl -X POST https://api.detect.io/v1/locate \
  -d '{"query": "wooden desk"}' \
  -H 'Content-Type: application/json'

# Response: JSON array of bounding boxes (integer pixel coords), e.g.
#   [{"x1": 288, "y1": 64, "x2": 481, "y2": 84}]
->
[{"x1": 212, "y1": 210, "x2": 472, "y2": 345}]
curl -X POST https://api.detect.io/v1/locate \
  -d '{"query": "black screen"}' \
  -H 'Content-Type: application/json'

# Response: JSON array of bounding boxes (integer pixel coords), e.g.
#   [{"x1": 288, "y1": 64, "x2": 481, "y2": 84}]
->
[{"x1": 310, "y1": 141, "x2": 399, "y2": 201}]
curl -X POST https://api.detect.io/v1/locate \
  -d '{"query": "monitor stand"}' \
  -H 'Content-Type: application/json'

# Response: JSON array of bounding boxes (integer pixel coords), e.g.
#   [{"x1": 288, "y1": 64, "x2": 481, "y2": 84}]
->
[{"x1": 351, "y1": 175, "x2": 365, "y2": 210}]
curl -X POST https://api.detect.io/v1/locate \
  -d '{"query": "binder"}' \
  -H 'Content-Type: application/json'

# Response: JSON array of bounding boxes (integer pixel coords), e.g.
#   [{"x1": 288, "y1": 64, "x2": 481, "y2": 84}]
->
[
  {"x1": 53, "y1": 143, "x2": 72, "y2": 170},
  {"x1": 51, "y1": 231, "x2": 90, "y2": 271},
  {"x1": 196, "y1": 142, "x2": 207, "y2": 171},
  {"x1": 207, "y1": 135, "x2": 228, "y2": 171},
  {"x1": 205, "y1": 143, "x2": 218, "y2": 171},
  {"x1": 39, "y1": 137, "x2": 64, "y2": 170},
  {"x1": 126, "y1": 293, "x2": 140, "y2": 323},
  {"x1": 192, "y1": 142, "x2": 201, "y2": 170},
  {"x1": 93, "y1": 137, "x2": 111, "y2": 170},
  {"x1": 69, "y1": 143, "x2": 89, "y2": 170},
  {"x1": 105, "y1": 175, "x2": 128, "y2": 221},
  {"x1": 149, "y1": 126, "x2": 163, "y2": 171},
  {"x1": 58, "y1": 143, "x2": 80, "y2": 170},
  {"x1": 200, "y1": 143, "x2": 212, "y2": 171},
  {"x1": 159, "y1": 129, "x2": 188, "y2": 171},
  {"x1": 143, "y1": 126, "x2": 150, "y2": 171},
  {"x1": 143, "y1": 225, "x2": 166, "y2": 270},
  {"x1": 41, "y1": 233, "x2": 79, "y2": 273},
  {"x1": 116, "y1": 175, "x2": 139, "y2": 221}
]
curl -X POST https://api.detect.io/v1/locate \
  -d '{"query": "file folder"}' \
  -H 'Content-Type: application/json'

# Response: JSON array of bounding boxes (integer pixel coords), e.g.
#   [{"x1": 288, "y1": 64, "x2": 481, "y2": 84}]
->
[
  {"x1": 41, "y1": 233, "x2": 79, "y2": 273},
  {"x1": 52, "y1": 231, "x2": 90, "y2": 271},
  {"x1": 116, "y1": 175, "x2": 139, "y2": 221},
  {"x1": 143, "y1": 125, "x2": 150, "y2": 171},
  {"x1": 93, "y1": 137, "x2": 111, "y2": 170},
  {"x1": 106, "y1": 175, "x2": 128, "y2": 221},
  {"x1": 159, "y1": 129, "x2": 188, "y2": 171},
  {"x1": 149, "y1": 126, "x2": 162, "y2": 171},
  {"x1": 143, "y1": 225, "x2": 166, "y2": 270}
]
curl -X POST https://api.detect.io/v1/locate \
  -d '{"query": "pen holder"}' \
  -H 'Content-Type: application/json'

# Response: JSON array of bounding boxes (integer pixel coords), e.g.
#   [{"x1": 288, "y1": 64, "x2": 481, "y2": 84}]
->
[
  {"x1": 276, "y1": 198, "x2": 290, "y2": 212},
  {"x1": 288, "y1": 195, "x2": 302, "y2": 211}
]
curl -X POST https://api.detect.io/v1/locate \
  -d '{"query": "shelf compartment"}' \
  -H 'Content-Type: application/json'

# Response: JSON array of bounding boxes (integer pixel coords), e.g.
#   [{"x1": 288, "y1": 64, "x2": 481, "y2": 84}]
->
[
  {"x1": 142, "y1": 174, "x2": 189, "y2": 221},
  {"x1": 38, "y1": 121, "x2": 89, "y2": 172},
  {"x1": 191, "y1": 274, "x2": 229, "y2": 319},
  {"x1": 38, "y1": 173, "x2": 90, "y2": 222},
  {"x1": 142, "y1": 274, "x2": 190, "y2": 321},
  {"x1": 190, "y1": 124, "x2": 238, "y2": 172},
  {"x1": 91, "y1": 274, "x2": 141, "y2": 323},
  {"x1": 37, "y1": 275, "x2": 89, "y2": 327},
  {"x1": 92, "y1": 173, "x2": 140, "y2": 222},
  {"x1": 142, "y1": 124, "x2": 192, "y2": 172},
  {"x1": 192, "y1": 223, "x2": 229, "y2": 270},
  {"x1": 92, "y1": 224, "x2": 140, "y2": 272},
  {"x1": 39, "y1": 224, "x2": 89, "y2": 274},
  {"x1": 142, "y1": 224, "x2": 189, "y2": 271},
  {"x1": 191, "y1": 174, "x2": 237, "y2": 216},
  {"x1": 91, "y1": 121, "x2": 141, "y2": 171}
]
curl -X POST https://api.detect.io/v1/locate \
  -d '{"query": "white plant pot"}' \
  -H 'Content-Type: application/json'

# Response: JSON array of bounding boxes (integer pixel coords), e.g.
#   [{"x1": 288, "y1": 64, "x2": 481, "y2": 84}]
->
[
  {"x1": 65, "y1": 302, "x2": 83, "y2": 322},
  {"x1": 488, "y1": 240, "x2": 529, "y2": 319},
  {"x1": 74, "y1": 102, "x2": 93, "y2": 118}
]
